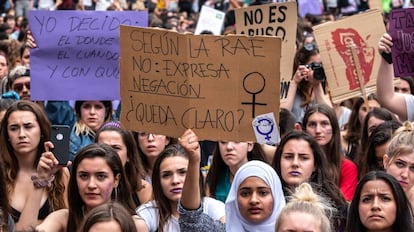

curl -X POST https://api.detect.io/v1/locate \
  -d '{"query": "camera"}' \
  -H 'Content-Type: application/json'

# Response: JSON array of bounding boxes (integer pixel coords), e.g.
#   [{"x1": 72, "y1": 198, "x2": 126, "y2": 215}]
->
[{"x1": 305, "y1": 62, "x2": 326, "y2": 81}]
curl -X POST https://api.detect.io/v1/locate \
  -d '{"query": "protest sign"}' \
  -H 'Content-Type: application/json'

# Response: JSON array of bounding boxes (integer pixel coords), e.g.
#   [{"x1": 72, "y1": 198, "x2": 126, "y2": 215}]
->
[
  {"x1": 313, "y1": 9, "x2": 385, "y2": 103},
  {"x1": 389, "y1": 8, "x2": 414, "y2": 77},
  {"x1": 234, "y1": 2, "x2": 297, "y2": 102},
  {"x1": 119, "y1": 26, "x2": 281, "y2": 142},
  {"x1": 28, "y1": 10, "x2": 148, "y2": 100},
  {"x1": 369, "y1": 0, "x2": 382, "y2": 10},
  {"x1": 195, "y1": 6, "x2": 225, "y2": 35}
]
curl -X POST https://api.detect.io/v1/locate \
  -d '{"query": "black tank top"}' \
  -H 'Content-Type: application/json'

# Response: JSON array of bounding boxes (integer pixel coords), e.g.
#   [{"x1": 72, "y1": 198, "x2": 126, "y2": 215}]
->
[{"x1": 11, "y1": 199, "x2": 49, "y2": 222}]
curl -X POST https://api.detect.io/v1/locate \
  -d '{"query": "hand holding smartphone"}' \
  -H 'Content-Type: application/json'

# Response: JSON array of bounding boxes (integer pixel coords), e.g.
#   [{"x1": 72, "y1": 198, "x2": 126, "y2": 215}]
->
[{"x1": 50, "y1": 125, "x2": 70, "y2": 165}]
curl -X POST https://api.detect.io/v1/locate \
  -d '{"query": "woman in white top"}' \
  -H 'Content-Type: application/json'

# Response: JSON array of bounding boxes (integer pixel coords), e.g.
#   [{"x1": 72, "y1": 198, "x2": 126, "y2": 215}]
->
[
  {"x1": 136, "y1": 142, "x2": 225, "y2": 232},
  {"x1": 177, "y1": 129, "x2": 285, "y2": 232}
]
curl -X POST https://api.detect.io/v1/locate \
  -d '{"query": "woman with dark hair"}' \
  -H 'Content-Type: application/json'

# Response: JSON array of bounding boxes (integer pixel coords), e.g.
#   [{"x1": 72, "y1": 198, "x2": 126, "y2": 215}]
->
[
  {"x1": 134, "y1": 131, "x2": 176, "y2": 183},
  {"x1": 0, "y1": 156, "x2": 13, "y2": 231},
  {"x1": 272, "y1": 130, "x2": 347, "y2": 231},
  {"x1": 280, "y1": 42, "x2": 332, "y2": 124},
  {"x1": 346, "y1": 171, "x2": 414, "y2": 232},
  {"x1": 78, "y1": 202, "x2": 137, "y2": 232},
  {"x1": 206, "y1": 142, "x2": 266, "y2": 202},
  {"x1": 95, "y1": 122, "x2": 153, "y2": 207},
  {"x1": 394, "y1": 76, "x2": 414, "y2": 95},
  {"x1": 358, "y1": 121, "x2": 402, "y2": 179},
  {"x1": 303, "y1": 104, "x2": 358, "y2": 201},
  {"x1": 0, "y1": 100, "x2": 68, "y2": 230},
  {"x1": 70, "y1": 100, "x2": 113, "y2": 161},
  {"x1": 355, "y1": 107, "x2": 400, "y2": 175},
  {"x1": 36, "y1": 143, "x2": 143, "y2": 231},
  {"x1": 341, "y1": 94, "x2": 380, "y2": 161},
  {"x1": 359, "y1": 107, "x2": 400, "y2": 152},
  {"x1": 136, "y1": 143, "x2": 225, "y2": 232}
]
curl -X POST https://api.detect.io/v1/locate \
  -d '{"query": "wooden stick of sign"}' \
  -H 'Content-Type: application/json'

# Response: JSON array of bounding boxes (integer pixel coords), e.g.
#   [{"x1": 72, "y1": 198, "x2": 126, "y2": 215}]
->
[{"x1": 349, "y1": 43, "x2": 369, "y2": 109}]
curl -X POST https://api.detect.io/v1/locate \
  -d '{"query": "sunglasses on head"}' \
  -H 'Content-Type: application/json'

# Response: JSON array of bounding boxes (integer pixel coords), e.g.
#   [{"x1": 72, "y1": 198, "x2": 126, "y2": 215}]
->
[{"x1": 13, "y1": 82, "x2": 30, "y2": 92}]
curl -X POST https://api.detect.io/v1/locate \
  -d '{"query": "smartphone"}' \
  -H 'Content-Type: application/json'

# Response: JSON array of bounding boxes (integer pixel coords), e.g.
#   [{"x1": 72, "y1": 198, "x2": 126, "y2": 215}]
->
[{"x1": 50, "y1": 125, "x2": 70, "y2": 165}]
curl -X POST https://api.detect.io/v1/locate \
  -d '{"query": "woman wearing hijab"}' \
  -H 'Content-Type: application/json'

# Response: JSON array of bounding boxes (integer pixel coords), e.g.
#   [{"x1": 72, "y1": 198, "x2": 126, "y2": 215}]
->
[
  {"x1": 225, "y1": 160, "x2": 286, "y2": 231},
  {"x1": 178, "y1": 129, "x2": 285, "y2": 232}
]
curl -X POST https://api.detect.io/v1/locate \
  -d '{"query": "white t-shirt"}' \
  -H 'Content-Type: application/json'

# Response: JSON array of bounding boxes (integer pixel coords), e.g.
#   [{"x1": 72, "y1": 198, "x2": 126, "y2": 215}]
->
[
  {"x1": 404, "y1": 94, "x2": 414, "y2": 121},
  {"x1": 37, "y1": 0, "x2": 54, "y2": 10},
  {"x1": 94, "y1": 0, "x2": 112, "y2": 10},
  {"x1": 338, "y1": 106, "x2": 352, "y2": 130},
  {"x1": 136, "y1": 197, "x2": 225, "y2": 232}
]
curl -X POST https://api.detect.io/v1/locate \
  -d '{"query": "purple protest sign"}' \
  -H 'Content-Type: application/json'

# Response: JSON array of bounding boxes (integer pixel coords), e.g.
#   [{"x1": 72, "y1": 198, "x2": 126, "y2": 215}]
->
[
  {"x1": 28, "y1": 10, "x2": 148, "y2": 100},
  {"x1": 389, "y1": 8, "x2": 414, "y2": 77}
]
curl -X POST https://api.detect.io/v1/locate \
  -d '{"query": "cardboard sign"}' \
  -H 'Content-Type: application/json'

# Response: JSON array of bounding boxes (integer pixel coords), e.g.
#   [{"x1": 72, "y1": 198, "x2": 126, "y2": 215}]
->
[
  {"x1": 28, "y1": 10, "x2": 148, "y2": 100},
  {"x1": 234, "y1": 2, "x2": 297, "y2": 102},
  {"x1": 195, "y1": 6, "x2": 225, "y2": 35},
  {"x1": 389, "y1": 8, "x2": 414, "y2": 77},
  {"x1": 119, "y1": 26, "x2": 281, "y2": 141},
  {"x1": 313, "y1": 9, "x2": 386, "y2": 103},
  {"x1": 369, "y1": 0, "x2": 382, "y2": 10}
]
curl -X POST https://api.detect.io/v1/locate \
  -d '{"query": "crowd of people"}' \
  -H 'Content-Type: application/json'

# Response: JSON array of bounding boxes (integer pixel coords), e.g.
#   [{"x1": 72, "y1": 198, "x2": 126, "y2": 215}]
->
[{"x1": 0, "y1": 0, "x2": 413, "y2": 231}]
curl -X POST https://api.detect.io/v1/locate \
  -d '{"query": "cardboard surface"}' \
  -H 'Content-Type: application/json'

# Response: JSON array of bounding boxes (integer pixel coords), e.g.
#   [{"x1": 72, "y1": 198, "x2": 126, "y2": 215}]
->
[
  {"x1": 313, "y1": 9, "x2": 386, "y2": 103},
  {"x1": 119, "y1": 26, "x2": 281, "y2": 141},
  {"x1": 234, "y1": 2, "x2": 297, "y2": 101}
]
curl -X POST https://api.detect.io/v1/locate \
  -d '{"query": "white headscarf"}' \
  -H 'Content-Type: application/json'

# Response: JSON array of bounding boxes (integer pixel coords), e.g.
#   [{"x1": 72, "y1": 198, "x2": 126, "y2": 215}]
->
[{"x1": 225, "y1": 160, "x2": 285, "y2": 232}]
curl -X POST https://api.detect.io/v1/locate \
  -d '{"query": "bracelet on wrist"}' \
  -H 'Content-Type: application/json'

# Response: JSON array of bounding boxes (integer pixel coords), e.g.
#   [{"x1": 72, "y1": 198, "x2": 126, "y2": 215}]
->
[{"x1": 31, "y1": 173, "x2": 55, "y2": 189}]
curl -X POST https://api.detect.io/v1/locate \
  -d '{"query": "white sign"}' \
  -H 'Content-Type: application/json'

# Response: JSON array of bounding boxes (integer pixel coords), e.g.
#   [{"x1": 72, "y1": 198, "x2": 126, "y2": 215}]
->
[{"x1": 195, "y1": 6, "x2": 225, "y2": 35}]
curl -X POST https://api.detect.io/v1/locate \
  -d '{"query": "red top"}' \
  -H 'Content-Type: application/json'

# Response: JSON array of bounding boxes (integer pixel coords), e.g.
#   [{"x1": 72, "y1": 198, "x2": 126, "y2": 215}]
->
[{"x1": 339, "y1": 158, "x2": 358, "y2": 201}]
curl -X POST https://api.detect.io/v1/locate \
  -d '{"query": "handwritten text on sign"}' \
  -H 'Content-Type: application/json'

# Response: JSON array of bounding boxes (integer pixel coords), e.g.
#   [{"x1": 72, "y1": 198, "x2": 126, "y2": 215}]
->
[
  {"x1": 28, "y1": 11, "x2": 148, "y2": 100},
  {"x1": 119, "y1": 27, "x2": 281, "y2": 141},
  {"x1": 389, "y1": 8, "x2": 414, "y2": 77},
  {"x1": 234, "y1": 2, "x2": 297, "y2": 101}
]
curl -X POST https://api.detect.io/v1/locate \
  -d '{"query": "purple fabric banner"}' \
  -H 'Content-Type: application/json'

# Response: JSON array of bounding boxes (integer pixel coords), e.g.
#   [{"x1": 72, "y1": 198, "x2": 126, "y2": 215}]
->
[
  {"x1": 29, "y1": 10, "x2": 148, "y2": 100},
  {"x1": 389, "y1": 8, "x2": 414, "y2": 77}
]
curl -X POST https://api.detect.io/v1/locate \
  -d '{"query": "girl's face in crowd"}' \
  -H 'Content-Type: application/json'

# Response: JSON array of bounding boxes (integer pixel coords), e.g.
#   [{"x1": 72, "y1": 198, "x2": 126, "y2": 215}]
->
[
  {"x1": 237, "y1": 176, "x2": 273, "y2": 224},
  {"x1": 77, "y1": 157, "x2": 120, "y2": 210},
  {"x1": 0, "y1": 55, "x2": 8, "y2": 78},
  {"x1": 12, "y1": 76, "x2": 30, "y2": 100},
  {"x1": 384, "y1": 152, "x2": 414, "y2": 192},
  {"x1": 375, "y1": 142, "x2": 390, "y2": 169},
  {"x1": 280, "y1": 139, "x2": 315, "y2": 187},
  {"x1": 21, "y1": 47, "x2": 30, "y2": 67},
  {"x1": 305, "y1": 112, "x2": 333, "y2": 147},
  {"x1": 159, "y1": 156, "x2": 188, "y2": 203},
  {"x1": 219, "y1": 141, "x2": 253, "y2": 169},
  {"x1": 277, "y1": 212, "x2": 321, "y2": 232},
  {"x1": 358, "y1": 179, "x2": 396, "y2": 232},
  {"x1": 137, "y1": 132, "x2": 169, "y2": 161},
  {"x1": 80, "y1": 101, "x2": 107, "y2": 132},
  {"x1": 88, "y1": 220, "x2": 122, "y2": 232},
  {"x1": 358, "y1": 100, "x2": 380, "y2": 124},
  {"x1": 394, "y1": 79, "x2": 411, "y2": 94},
  {"x1": 367, "y1": 116, "x2": 385, "y2": 137},
  {"x1": 97, "y1": 131, "x2": 128, "y2": 166},
  {"x1": 7, "y1": 110, "x2": 41, "y2": 156}
]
